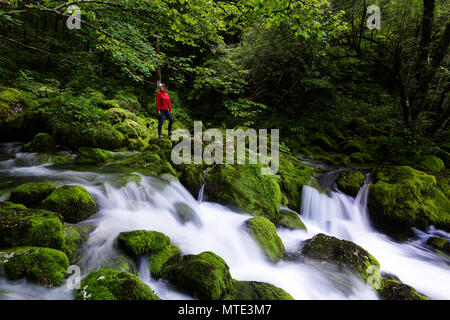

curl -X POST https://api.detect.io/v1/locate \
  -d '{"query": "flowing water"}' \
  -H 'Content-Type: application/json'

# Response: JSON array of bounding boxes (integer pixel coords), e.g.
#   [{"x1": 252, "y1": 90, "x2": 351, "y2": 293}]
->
[{"x1": 0, "y1": 143, "x2": 449, "y2": 300}]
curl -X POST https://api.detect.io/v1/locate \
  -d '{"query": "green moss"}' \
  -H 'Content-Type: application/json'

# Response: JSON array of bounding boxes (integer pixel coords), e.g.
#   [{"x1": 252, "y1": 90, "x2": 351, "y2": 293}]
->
[
  {"x1": 301, "y1": 233, "x2": 380, "y2": 281},
  {"x1": 113, "y1": 151, "x2": 177, "y2": 177},
  {"x1": 174, "y1": 164, "x2": 205, "y2": 197},
  {"x1": 75, "y1": 147, "x2": 114, "y2": 164},
  {"x1": 117, "y1": 230, "x2": 171, "y2": 257},
  {"x1": 10, "y1": 182, "x2": 57, "y2": 207},
  {"x1": 205, "y1": 164, "x2": 281, "y2": 221},
  {"x1": 149, "y1": 244, "x2": 181, "y2": 278},
  {"x1": 417, "y1": 155, "x2": 445, "y2": 173},
  {"x1": 114, "y1": 119, "x2": 150, "y2": 140},
  {"x1": 0, "y1": 202, "x2": 64, "y2": 249},
  {"x1": 368, "y1": 166, "x2": 450, "y2": 233},
  {"x1": 163, "y1": 251, "x2": 237, "y2": 300},
  {"x1": 0, "y1": 246, "x2": 69, "y2": 287},
  {"x1": 343, "y1": 139, "x2": 365, "y2": 155},
  {"x1": 350, "y1": 152, "x2": 373, "y2": 164},
  {"x1": 378, "y1": 279, "x2": 430, "y2": 300},
  {"x1": 100, "y1": 251, "x2": 138, "y2": 274},
  {"x1": 234, "y1": 281, "x2": 294, "y2": 300},
  {"x1": 337, "y1": 170, "x2": 365, "y2": 197},
  {"x1": 426, "y1": 237, "x2": 450, "y2": 255},
  {"x1": 99, "y1": 99, "x2": 120, "y2": 109},
  {"x1": 38, "y1": 153, "x2": 71, "y2": 164},
  {"x1": 127, "y1": 138, "x2": 146, "y2": 151},
  {"x1": 275, "y1": 209, "x2": 307, "y2": 230},
  {"x1": 62, "y1": 224, "x2": 95, "y2": 264},
  {"x1": 434, "y1": 148, "x2": 450, "y2": 168},
  {"x1": 245, "y1": 217, "x2": 285, "y2": 263},
  {"x1": 23, "y1": 133, "x2": 56, "y2": 153},
  {"x1": 74, "y1": 269, "x2": 160, "y2": 300},
  {"x1": 277, "y1": 155, "x2": 313, "y2": 212},
  {"x1": 0, "y1": 88, "x2": 29, "y2": 121},
  {"x1": 42, "y1": 185, "x2": 98, "y2": 223},
  {"x1": 172, "y1": 202, "x2": 201, "y2": 225},
  {"x1": 106, "y1": 107, "x2": 137, "y2": 124},
  {"x1": 311, "y1": 134, "x2": 335, "y2": 151}
]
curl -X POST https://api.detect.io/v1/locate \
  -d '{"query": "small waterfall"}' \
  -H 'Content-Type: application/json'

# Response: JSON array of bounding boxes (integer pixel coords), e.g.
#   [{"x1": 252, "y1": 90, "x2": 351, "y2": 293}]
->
[{"x1": 197, "y1": 183, "x2": 205, "y2": 203}]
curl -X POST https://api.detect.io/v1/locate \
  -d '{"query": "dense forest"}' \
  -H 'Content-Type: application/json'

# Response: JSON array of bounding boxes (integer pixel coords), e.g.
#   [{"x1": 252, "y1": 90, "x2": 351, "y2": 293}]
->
[{"x1": 0, "y1": 0, "x2": 449, "y2": 302}]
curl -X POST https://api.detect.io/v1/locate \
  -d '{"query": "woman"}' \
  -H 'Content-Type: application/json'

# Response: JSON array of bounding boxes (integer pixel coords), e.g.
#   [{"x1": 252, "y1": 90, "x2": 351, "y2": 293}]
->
[{"x1": 156, "y1": 83, "x2": 174, "y2": 138}]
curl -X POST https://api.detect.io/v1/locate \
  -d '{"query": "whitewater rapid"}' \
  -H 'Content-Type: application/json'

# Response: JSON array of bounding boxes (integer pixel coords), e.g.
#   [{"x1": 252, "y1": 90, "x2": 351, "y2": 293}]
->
[{"x1": 0, "y1": 143, "x2": 449, "y2": 300}]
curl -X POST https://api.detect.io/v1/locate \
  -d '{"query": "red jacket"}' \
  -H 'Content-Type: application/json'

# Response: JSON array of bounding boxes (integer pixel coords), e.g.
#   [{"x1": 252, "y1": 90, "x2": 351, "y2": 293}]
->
[{"x1": 156, "y1": 91, "x2": 172, "y2": 112}]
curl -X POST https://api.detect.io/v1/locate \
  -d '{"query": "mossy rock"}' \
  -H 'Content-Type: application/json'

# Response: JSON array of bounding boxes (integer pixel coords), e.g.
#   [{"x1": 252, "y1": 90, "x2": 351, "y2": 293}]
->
[
  {"x1": 277, "y1": 155, "x2": 313, "y2": 212},
  {"x1": 0, "y1": 88, "x2": 30, "y2": 121},
  {"x1": 311, "y1": 134, "x2": 335, "y2": 152},
  {"x1": 99, "y1": 99, "x2": 120, "y2": 109},
  {"x1": 245, "y1": 217, "x2": 285, "y2": 263},
  {"x1": 149, "y1": 244, "x2": 182, "y2": 278},
  {"x1": 275, "y1": 209, "x2": 307, "y2": 230},
  {"x1": 42, "y1": 185, "x2": 98, "y2": 223},
  {"x1": 106, "y1": 107, "x2": 137, "y2": 124},
  {"x1": 163, "y1": 251, "x2": 237, "y2": 300},
  {"x1": 38, "y1": 153, "x2": 71, "y2": 165},
  {"x1": 434, "y1": 148, "x2": 450, "y2": 168},
  {"x1": 378, "y1": 278, "x2": 430, "y2": 300},
  {"x1": 368, "y1": 166, "x2": 450, "y2": 235},
  {"x1": 337, "y1": 170, "x2": 365, "y2": 197},
  {"x1": 234, "y1": 281, "x2": 294, "y2": 300},
  {"x1": 62, "y1": 224, "x2": 95, "y2": 264},
  {"x1": 148, "y1": 136, "x2": 173, "y2": 151},
  {"x1": 100, "y1": 250, "x2": 138, "y2": 275},
  {"x1": 74, "y1": 269, "x2": 160, "y2": 300},
  {"x1": 172, "y1": 202, "x2": 201, "y2": 226},
  {"x1": 114, "y1": 119, "x2": 150, "y2": 140},
  {"x1": 426, "y1": 237, "x2": 450, "y2": 255},
  {"x1": 350, "y1": 152, "x2": 373, "y2": 164},
  {"x1": 417, "y1": 155, "x2": 445, "y2": 173},
  {"x1": 127, "y1": 138, "x2": 146, "y2": 151},
  {"x1": 23, "y1": 133, "x2": 56, "y2": 153},
  {"x1": 0, "y1": 202, "x2": 64, "y2": 249},
  {"x1": 0, "y1": 246, "x2": 69, "y2": 287},
  {"x1": 10, "y1": 182, "x2": 57, "y2": 207},
  {"x1": 175, "y1": 163, "x2": 205, "y2": 198},
  {"x1": 301, "y1": 233, "x2": 379, "y2": 281},
  {"x1": 205, "y1": 164, "x2": 281, "y2": 221},
  {"x1": 343, "y1": 140, "x2": 365, "y2": 155},
  {"x1": 113, "y1": 151, "x2": 177, "y2": 177},
  {"x1": 75, "y1": 147, "x2": 113, "y2": 164},
  {"x1": 117, "y1": 230, "x2": 171, "y2": 257}
]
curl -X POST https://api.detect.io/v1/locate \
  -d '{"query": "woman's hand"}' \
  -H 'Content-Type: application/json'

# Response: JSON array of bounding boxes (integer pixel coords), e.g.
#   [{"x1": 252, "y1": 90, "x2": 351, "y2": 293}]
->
[{"x1": 158, "y1": 111, "x2": 161, "y2": 116}]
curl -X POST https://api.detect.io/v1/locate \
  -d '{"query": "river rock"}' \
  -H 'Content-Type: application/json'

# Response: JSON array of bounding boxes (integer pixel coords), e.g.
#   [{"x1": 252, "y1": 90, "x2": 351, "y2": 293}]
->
[
  {"x1": 74, "y1": 269, "x2": 160, "y2": 300},
  {"x1": 42, "y1": 185, "x2": 98, "y2": 223},
  {"x1": 9, "y1": 182, "x2": 57, "y2": 207},
  {"x1": 0, "y1": 246, "x2": 69, "y2": 287},
  {"x1": 234, "y1": 281, "x2": 294, "y2": 300},
  {"x1": 336, "y1": 170, "x2": 365, "y2": 197}
]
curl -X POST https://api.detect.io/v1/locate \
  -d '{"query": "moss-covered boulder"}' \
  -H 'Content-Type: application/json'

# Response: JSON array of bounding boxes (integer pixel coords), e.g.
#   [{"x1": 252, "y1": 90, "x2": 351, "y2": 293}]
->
[
  {"x1": 275, "y1": 209, "x2": 307, "y2": 230},
  {"x1": 106, "y1": 107, "x2": 137, "y2": 124},
  {"x1": 74, "y1": 269, "x2": 160, "y2": 300},
  {"x1": 311, "y1": 134, "x2": 335, "y2": 151},
  {"x1": 113, "y1": 151, "x2": 177, "y2": 177},
  {"x1": 234, "y1": 281, "x2": 294, "y2": 300},
  {"x1": 0, "y1": 88, "x2": 31, "y2": 122},
  {"x1": 350, "y1": 152, "x2": 373, "y2": 164},
  {"x1": 172, "y1": 202, "x2": 201, "y2": 226},
  {"x1": 149, "y1": 244, "x2": 182, "y2": 278},
  {"x1": 205, "y1": 164, "x2": 281, "y2": 221},
  {"x1": 111, "y1": 174, "x2": 142, "y2": 189},
  {"x1": 343, "y1": 139, "x2": 365, "y2": 155},
  {"x1": 337, "y1": 170, "x2": 365, "y2": 197},
  {"x1": 426, "y1": 237, "x2": 450, "y2": 255},
  {"x1": 9, "y1": 182, "x2": 57, "y2": 207},
  {"x1": 301, "y1": 233, "x2": 379, "y2": 281},
  {"x1": 62, "y1": 224, "x2": 95, "y2": 264},
  {"x1": 127, "y1": 138, "x2": 147, "y2": 151},
  {"x1": 23, "y1": 133, "x2": 56, "y2": 153},
  {"x1": 117, "y1": 230, "x2": 171, "y2": 257},
  {"x1": 245, "y1": 217, "x2": 285, "y2": 262},
  {"x1": 175, "y1": 163, "x2": 205, "y2": 198},
  {"x1": 378, "y1": 278, "x2": 430, "y2": 300},
  {"x1": 0, "y1": 202, "x2": 64, "y2": 249},
  {"x1": 75, "y1": 147, "x2": 113, "y2": 164},
  {"x1": 163, "y1": 251, "x2": 237, "y2": 300},
  {"x1": 368, "y1": 166, "x2": 450, "y2": 235},
  {"x1": 277, "y1": 155, "x2": 313, "y2": 212},
  {"x1": 42, "y1": 185, "x2": 98, "y2": 223},
  {"x1": 100, "y1": 251, "x2": 138, "y2": 275},
  {"x1": 417, "y1": 155, "x2": 445, "y2": 173},
  {"x1": 0, "y1": 247, "x2": 69, "y2": 287}
]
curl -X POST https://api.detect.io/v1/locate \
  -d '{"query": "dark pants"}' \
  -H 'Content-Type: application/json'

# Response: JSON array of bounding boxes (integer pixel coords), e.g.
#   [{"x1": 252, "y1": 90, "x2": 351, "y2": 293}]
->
[{"x1": 158, "y1": 109, "x2": 173, "y2": 136}]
